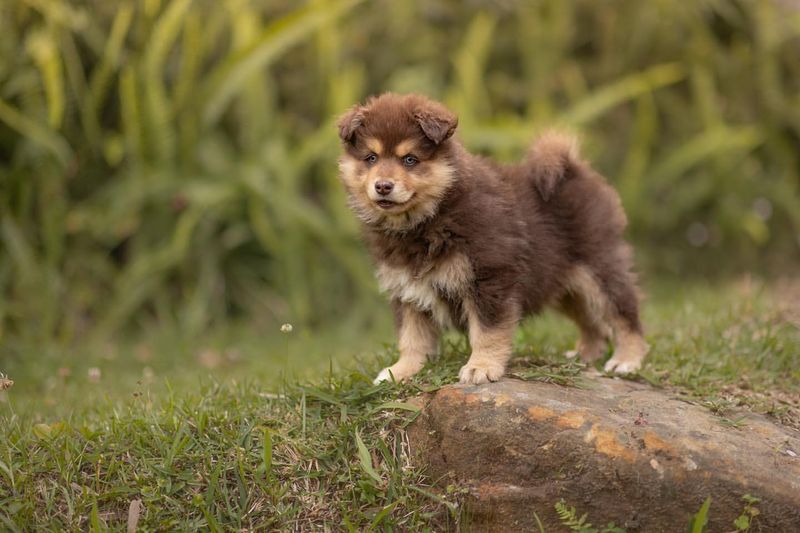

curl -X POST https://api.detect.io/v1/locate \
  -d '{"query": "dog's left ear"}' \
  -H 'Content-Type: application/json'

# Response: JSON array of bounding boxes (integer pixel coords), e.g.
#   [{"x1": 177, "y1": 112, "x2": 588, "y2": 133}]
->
[
  {"x1": 337, "y1": 105, "x2": 365, "y2": 143},
  {"x1": 413, "y1": 102, "x2": 458, "y2": 145}
]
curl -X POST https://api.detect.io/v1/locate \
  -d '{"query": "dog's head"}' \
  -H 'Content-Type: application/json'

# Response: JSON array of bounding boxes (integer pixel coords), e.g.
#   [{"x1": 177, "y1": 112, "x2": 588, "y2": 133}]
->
[{"x1": 337, "y1": 93, "x2": 458, "y2": 231}]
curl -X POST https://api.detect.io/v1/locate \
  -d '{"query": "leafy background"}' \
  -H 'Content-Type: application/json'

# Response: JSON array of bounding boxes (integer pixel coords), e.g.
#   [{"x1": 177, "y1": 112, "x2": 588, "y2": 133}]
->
[{"x1": 1, "y1": 0, "x2": 799, "y2": 353}]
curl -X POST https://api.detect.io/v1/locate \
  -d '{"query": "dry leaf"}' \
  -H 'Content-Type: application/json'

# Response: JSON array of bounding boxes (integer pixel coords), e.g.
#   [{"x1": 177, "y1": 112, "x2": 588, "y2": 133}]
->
[
  {"x1": 0, "y1": 376, "x2": 13, "y2": 391},
  {"x1": 127, "y1": 499, "x2": 142, "y2": 533}
]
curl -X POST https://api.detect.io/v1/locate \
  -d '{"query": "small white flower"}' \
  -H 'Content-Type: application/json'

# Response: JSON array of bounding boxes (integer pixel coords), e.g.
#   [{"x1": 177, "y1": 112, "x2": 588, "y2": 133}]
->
[
  {"x1": 280, "y1": 323, "x2": 293, "y2": 333},
  {"x1": 88, "y1": 367, "x2": 101, "y2": 383}
]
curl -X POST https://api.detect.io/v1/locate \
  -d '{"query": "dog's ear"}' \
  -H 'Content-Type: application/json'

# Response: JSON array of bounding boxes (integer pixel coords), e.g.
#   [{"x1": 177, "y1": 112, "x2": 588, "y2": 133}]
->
[
  {"x1": 413, "y1": 101, "x2": 458, "y2": 145},
  {"x1": 337, "y1": 105, "x2": 365, "y2": 143}
]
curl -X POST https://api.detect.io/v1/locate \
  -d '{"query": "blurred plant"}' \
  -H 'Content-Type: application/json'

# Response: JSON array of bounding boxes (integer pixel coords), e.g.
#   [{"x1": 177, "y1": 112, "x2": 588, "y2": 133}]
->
[
  {"x1": 733, "y1": 494, "x2": 761, "y2": 531},
  {"x1": 0, "y1": 0, "x2": 799, "y2": 346},
  {"x1": 554, "y1": 498, "x2": 626, "y2": 533},
  {"x1": 688, "y1": 496, "x2": 712, "y2": 533}
]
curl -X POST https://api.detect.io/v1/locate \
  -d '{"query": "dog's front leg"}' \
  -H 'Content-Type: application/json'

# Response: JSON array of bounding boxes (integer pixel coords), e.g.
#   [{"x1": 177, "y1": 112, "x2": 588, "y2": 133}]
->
[
  {"x1": 459, "y1": 300, "x2": 519, "y2": 385},
  {"x1": 374, "y1": 303, "x2": 439, "y2": 384}
]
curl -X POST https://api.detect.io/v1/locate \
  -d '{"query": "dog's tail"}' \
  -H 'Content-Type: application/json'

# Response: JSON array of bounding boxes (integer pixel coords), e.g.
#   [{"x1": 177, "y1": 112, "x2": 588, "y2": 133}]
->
[{"x1": 525, "y1": 131, "x2": 581, "y2": 201}]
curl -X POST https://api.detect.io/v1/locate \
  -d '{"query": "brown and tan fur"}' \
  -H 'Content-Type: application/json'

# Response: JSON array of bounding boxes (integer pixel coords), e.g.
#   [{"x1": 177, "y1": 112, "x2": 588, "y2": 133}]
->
[{"x1": 336, "y1": 93, "x2": 649, "y2": 385}]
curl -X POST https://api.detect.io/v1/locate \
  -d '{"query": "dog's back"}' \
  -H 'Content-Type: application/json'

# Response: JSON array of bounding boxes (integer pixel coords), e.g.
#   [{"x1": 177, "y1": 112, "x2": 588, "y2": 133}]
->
[
  {"x1": 512, "y1": 132, "x2": 645, "y2": 369},
  {"x1": 525, "y1": 135, "x2": 628, "y2": 259}
]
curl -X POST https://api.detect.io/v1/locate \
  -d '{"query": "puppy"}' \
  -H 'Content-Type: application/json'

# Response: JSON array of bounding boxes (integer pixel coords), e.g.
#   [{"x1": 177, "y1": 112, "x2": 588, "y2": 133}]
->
[{"x1": 336, "y1": 93, "x2": 648, "y2": 385}]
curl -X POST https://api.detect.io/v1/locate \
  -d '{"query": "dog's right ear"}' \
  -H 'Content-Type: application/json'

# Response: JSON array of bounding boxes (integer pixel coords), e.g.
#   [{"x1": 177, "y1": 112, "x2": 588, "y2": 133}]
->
[
  {"x1": 337, "y1": 105, "x2": 365, "y2": 143},
  {"x1": 413, "y1": 101, "x2": 458, "y2": 145}
]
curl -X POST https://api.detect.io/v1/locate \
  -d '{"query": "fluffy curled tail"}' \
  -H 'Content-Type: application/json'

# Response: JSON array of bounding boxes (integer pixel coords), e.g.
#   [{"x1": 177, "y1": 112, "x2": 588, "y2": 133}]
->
[{"x1": 526, "y1": 131, "x2": 581, "y2": 201}]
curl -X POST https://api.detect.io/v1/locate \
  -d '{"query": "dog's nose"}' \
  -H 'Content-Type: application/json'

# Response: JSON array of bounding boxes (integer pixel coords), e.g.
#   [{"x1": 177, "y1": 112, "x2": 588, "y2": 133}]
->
[{"x1": 374, "y1": 181, "x2": 394, "y2": 196}]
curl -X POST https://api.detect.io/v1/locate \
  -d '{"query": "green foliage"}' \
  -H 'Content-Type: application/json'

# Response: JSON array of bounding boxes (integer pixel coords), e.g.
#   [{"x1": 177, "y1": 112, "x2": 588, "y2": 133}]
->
[
  {"x1": 0, "y1": 280, "x2": 797, "y2": 530},
  {"x1": 554, "y1": 499, "x2": 626, "y2": 533},
  {"x1": 354, "y1": 428, "x2": 382, "y2": 484},
  {"x1": 733, "y1": 494, "x2": 761, "y2": 532},
  {"x1": 688, "y1": 497, "x2": 712, "y2": 533},
  {"x1": 688, "y1": 494, "x2": 766, "y2": 533},
  {"x1": 0, "y1": 374, "x2": 465, "y2": 530},
  {"x1": 1, "y1": 0, "x2": 799, "y2": 346}
]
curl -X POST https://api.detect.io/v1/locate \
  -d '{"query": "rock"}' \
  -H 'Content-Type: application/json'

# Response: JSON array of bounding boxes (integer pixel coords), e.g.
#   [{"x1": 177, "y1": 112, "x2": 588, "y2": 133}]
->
[{"x1": 408, "y1": 376, "x2": 800, "y2": 532}]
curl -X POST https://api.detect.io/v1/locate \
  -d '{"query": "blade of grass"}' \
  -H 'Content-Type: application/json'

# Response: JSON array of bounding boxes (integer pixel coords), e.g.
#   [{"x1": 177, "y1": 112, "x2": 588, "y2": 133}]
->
[
  {"x1": 355, "y1": 429, "x2": 381, "y2": 484},
  {"x1": 201, "y1": 0, "x2": 364, "y2": 125},
  {"x1": 0, "y1": 98, "x2": 72, "y2": 165},
  {"x1": 559, "y1": 62, "x2": 685, "y2": 127}
]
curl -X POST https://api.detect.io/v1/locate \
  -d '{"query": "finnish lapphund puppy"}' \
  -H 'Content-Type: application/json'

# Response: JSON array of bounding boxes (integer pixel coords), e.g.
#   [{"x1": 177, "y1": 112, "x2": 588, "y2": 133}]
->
[{"x1": 337, "y1": 93, "x2": 648, "y2": 385}]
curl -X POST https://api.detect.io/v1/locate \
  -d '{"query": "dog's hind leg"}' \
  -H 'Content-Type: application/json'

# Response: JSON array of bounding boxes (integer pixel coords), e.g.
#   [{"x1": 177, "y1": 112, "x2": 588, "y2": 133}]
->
[
  {"x1": 604, "y1": 318, "x2": 649, "y2": 374},
  {"x1": 594, "y1": 251, "x2": 649, "y2": 374},
  {"x1": 557, "y1": 266, "x2": 613, "y2": 363}
]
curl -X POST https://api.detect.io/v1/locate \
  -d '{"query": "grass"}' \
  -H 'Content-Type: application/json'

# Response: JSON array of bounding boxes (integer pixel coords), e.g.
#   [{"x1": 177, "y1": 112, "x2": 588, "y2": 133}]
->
[
  {"x1": 0, "y1": 311, "x2": 394, "y2": 421},
  {"x1": 0, "y1": 278, "x2": 798, "y2": 530}
]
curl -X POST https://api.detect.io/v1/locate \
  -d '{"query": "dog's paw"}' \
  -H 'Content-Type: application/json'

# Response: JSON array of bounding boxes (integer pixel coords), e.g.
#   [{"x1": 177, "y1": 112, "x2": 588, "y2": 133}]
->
[
  {"x1": 603, "y1": 357, "x2": 641, "y2": 375},
  {"x1": 566, "y1": 341, "x2": 607, "y2": 362},
  {"x1": 458, "y1": 361, "x2": 505, "y2": 385},
  {"x1": 373, "y1": 368, "x2": 394, "y2": 384},
  {"x1": 373, "y1": 362, "x2": 422, "y2": 385},
  {"x1": 564, "y1": 349, "x2": 579, "y2": 359},
  {"x1": 604, "y1": 336, "x2": 648, "y2": 374}
]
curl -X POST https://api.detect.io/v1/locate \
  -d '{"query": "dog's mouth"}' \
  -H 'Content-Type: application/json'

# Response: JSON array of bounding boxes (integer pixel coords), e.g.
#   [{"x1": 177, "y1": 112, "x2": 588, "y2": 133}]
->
[
  {"x1": 374, "y1": 195, "x2": 414, "y2": 210},
  {"x1": 376, "y1": 199, "x2": 398, "y2": 209}
]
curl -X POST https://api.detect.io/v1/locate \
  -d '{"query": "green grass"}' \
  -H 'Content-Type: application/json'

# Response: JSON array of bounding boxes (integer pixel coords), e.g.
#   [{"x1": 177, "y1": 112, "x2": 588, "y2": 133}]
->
[
  {"x1": 0, "y1": 310, "x2": 394, "y2": 421},
  {"x1": 1, "y1": 279, "x2": 798, "y2": 530}
]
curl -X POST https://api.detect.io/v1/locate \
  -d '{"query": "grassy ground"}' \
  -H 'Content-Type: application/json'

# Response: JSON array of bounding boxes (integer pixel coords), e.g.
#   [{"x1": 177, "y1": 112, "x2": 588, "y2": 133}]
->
[{"x1": 0, "y1": 278, "x2": 798, "y2": 531}]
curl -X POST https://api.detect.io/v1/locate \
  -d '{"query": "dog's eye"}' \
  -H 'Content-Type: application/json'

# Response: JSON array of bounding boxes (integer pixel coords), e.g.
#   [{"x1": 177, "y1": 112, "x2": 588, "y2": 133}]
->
[
  {"x1": 402, "y1": 155, "x2": 418, "y2": 167},
  {"x1": 365, "y1": 153, "x2": 378, "y2": 165}
]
